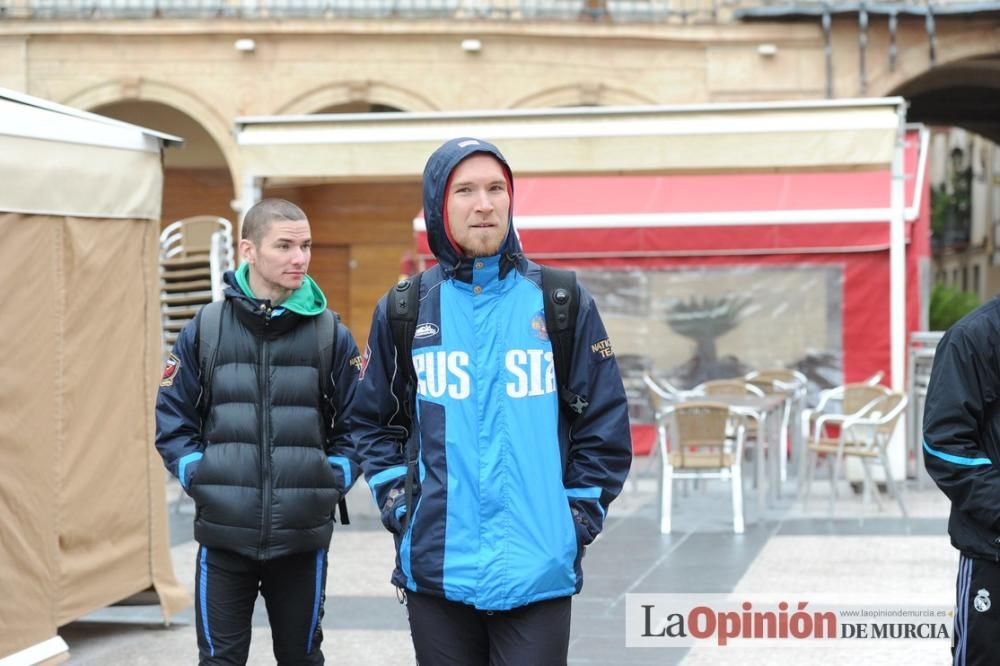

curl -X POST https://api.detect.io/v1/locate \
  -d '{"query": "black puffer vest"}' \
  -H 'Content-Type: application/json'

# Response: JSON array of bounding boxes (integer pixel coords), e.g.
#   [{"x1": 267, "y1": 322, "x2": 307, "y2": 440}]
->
[{"x1": 189, "y1": 295, "x2": 340, "y2": 560}]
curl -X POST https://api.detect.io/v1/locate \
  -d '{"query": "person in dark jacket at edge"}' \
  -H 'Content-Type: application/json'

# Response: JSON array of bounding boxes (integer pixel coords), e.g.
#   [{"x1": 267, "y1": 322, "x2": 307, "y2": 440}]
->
[
  {"x1": 924, "y1": 298, "x2": 1000, "y2": 666},
  {"x1": 155, "y1": 198, "x2": 363, "y2": 665},
  {"x1": 353, "y1": 137, "x2": 633, "y2": 665}
]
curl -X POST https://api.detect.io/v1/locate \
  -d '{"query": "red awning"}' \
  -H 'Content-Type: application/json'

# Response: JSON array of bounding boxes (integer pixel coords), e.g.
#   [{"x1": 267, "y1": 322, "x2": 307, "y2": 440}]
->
[
  {"x1": 415, "y1": 129, "x2": 926, "y2": 258},
  {"x1": 410, "y1": 129, "x2": 929, "y2": 387}
]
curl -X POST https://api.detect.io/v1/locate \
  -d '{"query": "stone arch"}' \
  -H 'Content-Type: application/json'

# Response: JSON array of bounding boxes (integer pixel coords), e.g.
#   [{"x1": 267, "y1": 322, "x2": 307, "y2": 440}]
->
[
  {"x1": 872, "y1": 25, "x2": 1000, "y2": 96},
  {"x1": 275, "y1": 81, "x2": 438, "y2": 115},
  {"x1": 62, "y1": 78, "x2": 239, "y2": 193},
  {"x1": 871, "y1": 26, "x2": 1000, "y2": 142},
  {"x1": 509, "y1": 83, "x2": 657, "y2": 109}
]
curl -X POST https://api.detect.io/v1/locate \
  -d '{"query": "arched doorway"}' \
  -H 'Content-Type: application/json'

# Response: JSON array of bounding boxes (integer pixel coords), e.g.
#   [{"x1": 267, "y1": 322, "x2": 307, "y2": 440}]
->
[
  {"x1": 892, "y1": 54, "x2": 1000, "y2": 302},
  {"x1": 895, "y1": 55, "x2": 1000, "y2": 144},
  {"x1": 91, "y1": 101, "x2": 234, "y2": 232}
]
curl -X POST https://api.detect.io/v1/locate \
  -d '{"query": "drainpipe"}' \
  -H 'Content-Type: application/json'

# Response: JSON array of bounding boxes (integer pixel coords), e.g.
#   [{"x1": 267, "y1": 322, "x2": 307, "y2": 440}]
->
[
  {"x1": 925, "y1": 2, "x2": 937, "y2": 66},
  {"x1": 823, "y1": 6, "x2": 833, "y2": 98},
  {"x1": 888, "y1": 10, "x2": 897, "y2": 72},
  {"x1": 858, "y1": 3, "x2": 868, "y2": 95}
]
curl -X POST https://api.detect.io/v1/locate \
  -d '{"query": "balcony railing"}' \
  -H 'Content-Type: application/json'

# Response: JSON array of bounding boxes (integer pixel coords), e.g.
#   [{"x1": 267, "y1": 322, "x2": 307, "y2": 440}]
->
[{"x1": 2, "y1": 0, "x2": 997, "y2": 22}]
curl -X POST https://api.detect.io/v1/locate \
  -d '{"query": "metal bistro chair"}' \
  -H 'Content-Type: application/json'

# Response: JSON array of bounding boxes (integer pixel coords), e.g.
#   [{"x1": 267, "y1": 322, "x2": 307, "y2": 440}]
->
[
  {"x1": 745, "y1": 376, "x2": 797, "y2": 491},
  {"x1": 747, "y1": 369, "x2": 807, "y2": 480},
  {"x1": 695, "y1": 379, "x2": 766, "y2": 490},
  {"x1": 643, "y1": 373, "x2": 697, "y2": 402},
  {"x1": 627, "y1": 374, "x2": 668, "y2": 492},
  {"x1": 808, "y1": 382, "x2": 891, "y2": 437},
  {"x1": 159, "y1": 215, "x2": 234, "y2": 359},
  {"x1": 746, "y1": 368, "x2": 808, "y2": 388},
  {"x1": 696, "y1": 379, "x2": 766, "y2": 399},
  {"x1": 801, "y1": 381, "x2": 891, "y2": 486},
  {"x1": 636, "y1": 374, "x2": 701, "y2": 491},
  {"x1": 804, "y1": 392, "x2": 909, "y2": 519},
  {"x1": 659, "y1": 401, "x2": 746, "y2": 534}
]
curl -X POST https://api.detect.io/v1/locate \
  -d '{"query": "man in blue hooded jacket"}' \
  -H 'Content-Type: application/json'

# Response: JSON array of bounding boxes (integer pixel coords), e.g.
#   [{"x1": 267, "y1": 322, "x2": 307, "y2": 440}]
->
[{"x1": 353, "y1": 138, "x2": 633, "y2": 664}]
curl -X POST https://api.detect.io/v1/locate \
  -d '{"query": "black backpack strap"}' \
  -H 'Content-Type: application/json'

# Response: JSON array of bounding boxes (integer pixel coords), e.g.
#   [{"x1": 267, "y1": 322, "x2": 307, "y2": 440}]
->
[
  {"x1": 388, "y1": 274, "x2": 421, "y2": 388},
  {"x1": 387, "y1": 273, "x2": 422, "y2": 532},
  {"x1": 316, "y1": 308, "x2": 338, "y2": 405},
  {"x1": 196, "y1": 300, "x2": 226, "y2": 414},
  {"x1": 541, "y1": 265, "x2": 588, "y2": 418},
  {"x1": 315, "y1": 309, "x2": 350, "y2": 525}
]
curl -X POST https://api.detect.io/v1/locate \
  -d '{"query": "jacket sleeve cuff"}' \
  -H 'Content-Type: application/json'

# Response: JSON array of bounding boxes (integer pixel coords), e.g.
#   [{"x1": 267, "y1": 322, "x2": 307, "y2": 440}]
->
[{"x1": 178, "y1": 451, "x2": 204, "y2": 490}]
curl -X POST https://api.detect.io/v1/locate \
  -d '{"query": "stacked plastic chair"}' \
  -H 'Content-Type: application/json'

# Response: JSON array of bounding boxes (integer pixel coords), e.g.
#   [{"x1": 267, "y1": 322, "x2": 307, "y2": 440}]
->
[{"x1": 158, "y1": 216, "x2": 234, "y2": 358}]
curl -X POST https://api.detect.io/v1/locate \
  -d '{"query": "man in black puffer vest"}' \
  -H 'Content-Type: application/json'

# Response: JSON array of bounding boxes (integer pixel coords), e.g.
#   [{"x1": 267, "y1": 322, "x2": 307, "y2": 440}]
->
[{"x1": 155, "y1": 198, "x2": 362, "y2": 665}]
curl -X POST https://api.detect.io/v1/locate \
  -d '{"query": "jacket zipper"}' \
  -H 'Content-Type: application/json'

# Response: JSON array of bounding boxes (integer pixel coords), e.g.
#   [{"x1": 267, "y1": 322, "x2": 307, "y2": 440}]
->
[{"x1": 259, "y1": 311, "x2": 273, "y2": 558}]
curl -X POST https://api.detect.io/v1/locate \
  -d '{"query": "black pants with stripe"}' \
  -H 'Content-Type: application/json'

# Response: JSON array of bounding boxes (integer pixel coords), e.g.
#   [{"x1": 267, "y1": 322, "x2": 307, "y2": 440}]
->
[
  {"x1": 404, "y1": 590, "x2": 572, "y2": 666},
  {"x1": 194, "y1": 546, "x2": 328, "y2": 665},
  {"x1": 953, "y1": 553, "x2": 1000, "y2": 666}
]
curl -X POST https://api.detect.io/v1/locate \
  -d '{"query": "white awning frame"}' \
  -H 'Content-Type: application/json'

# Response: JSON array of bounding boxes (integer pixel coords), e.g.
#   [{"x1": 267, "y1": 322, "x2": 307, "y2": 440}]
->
[
  {"x1": 0, "y1": 86, "x2": 183, "y2": 148},
  {"x1": 235, "y1": 98, "x2": 905, "y2": 183},
  {"x1": 0, "y1": 87, "x2": 183, "y2": 220}
]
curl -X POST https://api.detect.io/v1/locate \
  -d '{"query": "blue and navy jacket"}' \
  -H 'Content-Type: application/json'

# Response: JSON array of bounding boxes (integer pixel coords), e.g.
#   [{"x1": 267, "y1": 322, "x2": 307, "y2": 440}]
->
[
  {"x1": 924, "y1": 296, "x2": 1000, "y2": 560},
  {"x1": 353, "y1": 137, "x2": 632, "y2": 610}
]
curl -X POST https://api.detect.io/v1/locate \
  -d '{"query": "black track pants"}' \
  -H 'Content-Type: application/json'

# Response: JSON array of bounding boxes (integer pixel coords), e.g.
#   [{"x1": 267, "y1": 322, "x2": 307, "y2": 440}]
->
[
  {"x1": 953, "y1": 553, "x2": 1000, "y2": 666},
  {"x1": 404, "y1": 591, "x2": 572, "y2": 666},
  {"x1": 194, "y1": 545, "x2": 328, "y2": 665}
]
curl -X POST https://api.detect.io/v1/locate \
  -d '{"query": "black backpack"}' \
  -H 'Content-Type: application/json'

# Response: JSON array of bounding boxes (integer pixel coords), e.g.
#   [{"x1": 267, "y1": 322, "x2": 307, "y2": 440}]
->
[
  {"x1": 386, "y1": 265, "x2": 588, "y2": 530},
  {"x1": 196, "y1": 300, "x2": 350, "y2": 524}
]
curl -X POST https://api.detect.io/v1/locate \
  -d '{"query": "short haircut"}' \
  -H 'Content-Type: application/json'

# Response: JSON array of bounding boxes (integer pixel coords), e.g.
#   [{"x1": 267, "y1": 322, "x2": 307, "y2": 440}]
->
[{"x1": 242, "y1": 198, "x2": 307, "y2": 245}]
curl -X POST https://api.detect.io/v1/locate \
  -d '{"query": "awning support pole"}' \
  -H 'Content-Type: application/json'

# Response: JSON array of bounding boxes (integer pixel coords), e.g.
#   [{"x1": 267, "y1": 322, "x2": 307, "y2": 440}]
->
[{"x1": 889, "y1": 102, "x2": 908, "y2": 392}]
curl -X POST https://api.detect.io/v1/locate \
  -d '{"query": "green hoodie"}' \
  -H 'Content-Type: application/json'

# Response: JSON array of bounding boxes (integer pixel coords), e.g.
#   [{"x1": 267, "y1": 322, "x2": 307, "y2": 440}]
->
[{"x1": 234, "y1": 263, "x2": 328, "y2": 316}]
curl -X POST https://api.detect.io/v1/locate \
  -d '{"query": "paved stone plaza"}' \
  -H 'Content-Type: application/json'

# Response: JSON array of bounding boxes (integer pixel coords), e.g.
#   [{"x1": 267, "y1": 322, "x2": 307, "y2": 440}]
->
[{"x1": 60, "y1": 468, "x2": 955, "y2": 665}]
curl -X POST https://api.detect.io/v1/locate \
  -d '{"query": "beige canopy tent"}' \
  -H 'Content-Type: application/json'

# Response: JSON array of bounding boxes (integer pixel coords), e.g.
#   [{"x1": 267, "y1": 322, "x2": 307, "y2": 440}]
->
[
  {"x1": 0, "y1": 88, "x2": 189, "y2": 664},
  {"x1": 235, "y1": 98, "x2": 910, "y2": 389}
]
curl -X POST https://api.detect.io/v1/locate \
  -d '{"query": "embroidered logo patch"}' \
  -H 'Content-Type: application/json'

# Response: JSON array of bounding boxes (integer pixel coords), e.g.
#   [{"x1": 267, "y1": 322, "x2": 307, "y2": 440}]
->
[
  {"x1": 415, "y1": 323, "x2": 439, "y2": 339},
  {"x1": 591, "y1": 338, "x2": 614, "y2": 360},
  {"x1": 975, "y1": 589, "x2": 991, "y2": 613},
  {"x1": 160, "y1": 353, "x2": 180, "y2": 387},
  {"x1": 349, "y1": 354, "x2": 363, "y2": 373},
  {"x1": 531, "y1": 311, "x2": 549, "y2": 341},
  {"x1": 359, "y1": 344, "x2": 371, "y2": 381}
]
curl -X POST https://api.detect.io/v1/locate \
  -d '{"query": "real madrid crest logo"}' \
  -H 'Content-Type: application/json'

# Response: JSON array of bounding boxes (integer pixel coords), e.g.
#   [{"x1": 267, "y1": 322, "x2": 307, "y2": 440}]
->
[{"x1": 974, "y1": 588, "x2": 991, "y2": 613}]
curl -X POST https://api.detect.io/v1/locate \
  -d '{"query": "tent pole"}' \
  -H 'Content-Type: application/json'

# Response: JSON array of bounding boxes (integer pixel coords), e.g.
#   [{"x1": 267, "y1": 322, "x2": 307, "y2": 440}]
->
[{"x1": 889, "y1": 103, "x2": 908, "y2": 392}]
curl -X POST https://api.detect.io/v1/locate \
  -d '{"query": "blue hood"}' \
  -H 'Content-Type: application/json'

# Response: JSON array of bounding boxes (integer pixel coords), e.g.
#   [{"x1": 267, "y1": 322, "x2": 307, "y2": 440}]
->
[{"x1": 422, "y1": 137, "x2": 523, "y2": 277}]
